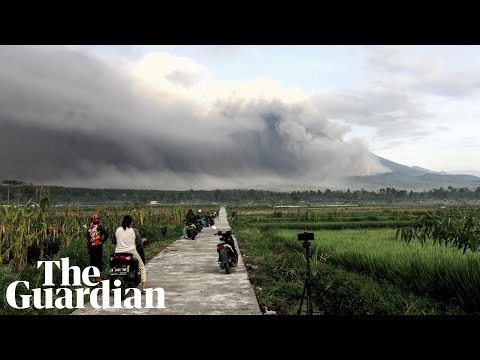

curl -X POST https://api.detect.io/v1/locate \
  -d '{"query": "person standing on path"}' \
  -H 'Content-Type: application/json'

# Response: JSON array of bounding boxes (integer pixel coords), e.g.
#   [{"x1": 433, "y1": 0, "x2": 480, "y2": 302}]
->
[{"x1": 85, "y1": 214, "x2": 109, "y2": 283}]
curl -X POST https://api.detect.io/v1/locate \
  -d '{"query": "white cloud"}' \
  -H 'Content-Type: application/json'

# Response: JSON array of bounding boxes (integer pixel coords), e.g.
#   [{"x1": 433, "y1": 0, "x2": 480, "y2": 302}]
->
[
  {"x1": 308, "y1": 85, "x2": 432, "y2": 141},
  {"x1": 368, "y1": 45, "x2": 440, "y2": 75},
  {"x1": 132, "y1": 52, "x2": 210, "y2": 98},
  {"x1": 368, "y1": 45, "x2": 480, "y2": 97},
  {"x1": 131, "y1": 52, "x2": 307, "y2": 107}
]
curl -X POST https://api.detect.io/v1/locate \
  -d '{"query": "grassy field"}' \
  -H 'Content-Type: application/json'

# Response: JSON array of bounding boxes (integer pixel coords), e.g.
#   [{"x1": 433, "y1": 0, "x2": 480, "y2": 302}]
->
[
  {"x1": 231, "y1": 205, "x2": 480, "y2": 315},
  {"x1": 3, "y1": 198, "x2": 477, "y2": 315},
  {"x1": 0, "y1": 200, "x2": 217, "y2": 315}
]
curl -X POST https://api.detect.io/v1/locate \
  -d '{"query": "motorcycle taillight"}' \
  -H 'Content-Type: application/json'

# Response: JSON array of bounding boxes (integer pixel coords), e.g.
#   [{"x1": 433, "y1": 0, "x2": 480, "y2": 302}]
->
[{"x1": 217, "y1": 244, "x2": 224, "y2": 251}]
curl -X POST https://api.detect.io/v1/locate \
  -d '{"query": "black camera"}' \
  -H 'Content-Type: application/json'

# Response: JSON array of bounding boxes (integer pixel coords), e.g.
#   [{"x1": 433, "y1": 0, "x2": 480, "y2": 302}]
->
[{"x1": 298, "y1": 232, "x2": 314, "y2": 241}]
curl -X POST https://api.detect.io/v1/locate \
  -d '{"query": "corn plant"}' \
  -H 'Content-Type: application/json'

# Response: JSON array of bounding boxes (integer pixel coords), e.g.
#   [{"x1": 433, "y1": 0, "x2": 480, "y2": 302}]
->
[
  {"x1": 0, "y1": 196, "x2": 196, "y2": 270},
  {"x1": 396, "y1": 208, "x2": 480, "y2": 253},
  {"x1": 0, "y1": 192, "x2": 50, "y2": 269}
]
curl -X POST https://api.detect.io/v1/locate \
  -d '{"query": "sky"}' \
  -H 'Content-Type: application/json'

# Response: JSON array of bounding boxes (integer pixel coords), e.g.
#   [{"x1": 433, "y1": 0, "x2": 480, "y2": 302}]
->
[{"x1": 1, "y1": 45, "x2": 479, "y2": 190}]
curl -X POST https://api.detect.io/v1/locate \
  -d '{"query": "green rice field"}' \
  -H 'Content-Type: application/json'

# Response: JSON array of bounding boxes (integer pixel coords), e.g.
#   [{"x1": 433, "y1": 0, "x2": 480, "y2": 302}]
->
[{"x1": 231, "y1": 205, "x2": 480, "y2": 314}]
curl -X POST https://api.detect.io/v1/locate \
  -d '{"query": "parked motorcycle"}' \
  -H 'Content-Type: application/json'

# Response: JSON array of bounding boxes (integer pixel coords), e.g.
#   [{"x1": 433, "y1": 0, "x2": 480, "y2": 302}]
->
[
  {"x1": 207, "y1": 215, "x2": 215, "y2": 226},
  {"x1": 215, "y1": 230, "x2": 238, "y2": 274},
  {"x1": 200, "y1": 216, "x2": 209, "y2": 227},
  {"x1": 195, "y1": 218, "x2": 203, "y2": 232},
  {"x1": 109, "y1": 252, "x2": 141, "y2": 300}
]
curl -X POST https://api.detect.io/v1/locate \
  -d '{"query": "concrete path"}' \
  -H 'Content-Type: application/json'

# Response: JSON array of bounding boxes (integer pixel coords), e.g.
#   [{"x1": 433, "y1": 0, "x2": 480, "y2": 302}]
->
[{"x1": 72, "y1": 207, "x2": 261, "y2": 315}]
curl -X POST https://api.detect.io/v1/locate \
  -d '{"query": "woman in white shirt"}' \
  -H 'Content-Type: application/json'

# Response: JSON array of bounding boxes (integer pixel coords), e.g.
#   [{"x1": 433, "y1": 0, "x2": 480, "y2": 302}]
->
[{"x1": 114, "y1": 215, "x2": 147, "y2": 293}]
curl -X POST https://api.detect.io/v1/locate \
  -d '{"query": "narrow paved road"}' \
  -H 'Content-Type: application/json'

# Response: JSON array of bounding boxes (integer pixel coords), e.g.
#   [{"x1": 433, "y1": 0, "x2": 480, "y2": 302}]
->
[{"x1": 72, "y1": 207, "x2": 261, "y2": 315}]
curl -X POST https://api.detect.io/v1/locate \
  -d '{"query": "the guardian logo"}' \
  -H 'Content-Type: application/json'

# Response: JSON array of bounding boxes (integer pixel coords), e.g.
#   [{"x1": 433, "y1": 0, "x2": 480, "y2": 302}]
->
[{"x1": 5, "y1": 257, "x2": 165, "y2": 310}]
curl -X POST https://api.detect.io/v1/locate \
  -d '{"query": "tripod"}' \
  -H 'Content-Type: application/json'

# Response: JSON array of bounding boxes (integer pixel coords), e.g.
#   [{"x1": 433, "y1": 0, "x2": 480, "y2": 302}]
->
[{"x1": 297, "y1": 240, "x2": 313, "y2": 315}]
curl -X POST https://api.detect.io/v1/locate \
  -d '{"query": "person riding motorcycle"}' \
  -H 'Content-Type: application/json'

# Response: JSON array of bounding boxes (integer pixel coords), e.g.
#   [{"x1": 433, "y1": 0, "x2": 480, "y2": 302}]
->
[
  {"x1": 183, "y1": 209, "x2": 197, "y2": 238},
  {"x1": 186, "y1": 209, "x2": 196, "y2": 223},
  {"x1": 114, "y1": 215, "x2": 147, "y2": 293},
  {"x1": 112, "y1": 224, "x2": 146, "y2": 264}
]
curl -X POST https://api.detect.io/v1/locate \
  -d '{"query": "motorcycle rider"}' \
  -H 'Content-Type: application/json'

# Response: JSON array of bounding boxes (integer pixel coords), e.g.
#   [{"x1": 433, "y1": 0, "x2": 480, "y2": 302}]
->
[
  {"x1": 183, "y1": 209, "x2": 197, "y2": 238},
  {"x1": 112, "y1": 223, "x2": 146, "y2": 264},
  {"x1": 114, "y1": 215, "x2": 147, "y2": 294}
]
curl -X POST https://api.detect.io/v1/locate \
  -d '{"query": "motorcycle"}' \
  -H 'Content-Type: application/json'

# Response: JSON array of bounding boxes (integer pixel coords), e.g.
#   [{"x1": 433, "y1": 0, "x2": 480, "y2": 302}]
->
[
  {"x1": 200, "y1": 215, "x2": 210, "y2": 227},
  {"x1": 215, "y1": 230, "x2": 238, "y2": 274},
  {"x1": 186, "y1": 221, "x2": 197, "y2": 240},
  {"x1": 206, "y1": 215, "x2": 215, "y2": 226},
  {"x1": 195, "y1": 218, "x2": 203, "y2": 232},
  {"x1": 109, "y1": 252, "x2": 141, "y2": 300}
]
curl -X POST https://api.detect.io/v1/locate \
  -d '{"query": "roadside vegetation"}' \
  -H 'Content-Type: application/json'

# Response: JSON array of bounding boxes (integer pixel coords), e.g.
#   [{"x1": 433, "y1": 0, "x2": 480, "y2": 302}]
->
[
  {"x1": 3, "y1": 185, "x2": 479, "y2": 316},
  {"x1": 0, "y1": 191, "x2": 215, "y2": 315},
  {"x1": 231, "y1": 206, "x2": 480, "y2": 314}
]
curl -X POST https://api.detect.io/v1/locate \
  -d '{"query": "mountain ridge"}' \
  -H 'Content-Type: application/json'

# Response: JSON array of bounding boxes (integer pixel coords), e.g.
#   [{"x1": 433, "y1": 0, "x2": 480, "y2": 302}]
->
[{"x1": 342, "y1": 155, "x2": 480, "y2": 191}]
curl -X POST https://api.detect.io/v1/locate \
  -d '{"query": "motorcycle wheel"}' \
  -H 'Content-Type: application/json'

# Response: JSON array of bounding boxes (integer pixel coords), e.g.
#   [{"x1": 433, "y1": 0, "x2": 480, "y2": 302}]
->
[
  {"x1": 219, "y1": 250, "x2": 230, "y2": 273},
  {"x1": 224, "y1": 259, "x2": 231, "y2": 274}
]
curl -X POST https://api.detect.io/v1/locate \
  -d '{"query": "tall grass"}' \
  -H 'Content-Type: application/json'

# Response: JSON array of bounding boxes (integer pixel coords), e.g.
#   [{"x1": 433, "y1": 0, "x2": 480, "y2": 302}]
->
[
  {"x1": 239, "y1": 220, "x2": 411, "y2": 230},
  {"x1": 0, "y1": 198, "x2": 196, "y2": 314},
  {"x1": 275, "y1": 228, "x2": 480, "y2": 312},
  {"x1": 234, "y1": 226, "x2": 463, "y2": 314}
]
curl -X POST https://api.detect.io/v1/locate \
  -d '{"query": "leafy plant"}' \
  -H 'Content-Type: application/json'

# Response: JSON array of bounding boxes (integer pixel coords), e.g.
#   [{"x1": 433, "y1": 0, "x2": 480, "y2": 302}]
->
[{"x1": 397, "y1": 208, "x2": 480, "y2": 253}]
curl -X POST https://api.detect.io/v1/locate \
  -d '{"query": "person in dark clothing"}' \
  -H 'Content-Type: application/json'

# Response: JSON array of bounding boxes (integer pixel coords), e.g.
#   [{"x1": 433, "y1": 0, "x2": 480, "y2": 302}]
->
[
  {"x1": 186, "y1": 209, "x2": 196, "y2": 223},
  {"x1": 85, "y1": 214, "x2": 109, "y2": 283},
  {"x1": 183, "y1": 209, "x2": 197, "y2": 238}
]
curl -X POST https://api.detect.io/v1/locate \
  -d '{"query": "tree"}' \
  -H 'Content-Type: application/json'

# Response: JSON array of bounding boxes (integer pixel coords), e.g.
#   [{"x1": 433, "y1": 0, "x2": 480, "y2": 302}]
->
[
  {"x1": 1, "y1": 179, "x2": 28, "y2": 205},
  {"x1": 214, "y1": 189, "x2": 222, "y2": 204},
  {"x1": 1, "y1": 179, "x2": 26, "y2": 186}
]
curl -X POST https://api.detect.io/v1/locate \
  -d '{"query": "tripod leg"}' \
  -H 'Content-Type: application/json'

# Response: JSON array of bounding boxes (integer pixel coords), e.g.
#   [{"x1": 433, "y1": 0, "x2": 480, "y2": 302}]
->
[
  {"x1": 297, "y1": 278, "x2": 307, "y2": 315},
  {"x1": 307, "y1": 278, "x2": 313, "y2": 315}
]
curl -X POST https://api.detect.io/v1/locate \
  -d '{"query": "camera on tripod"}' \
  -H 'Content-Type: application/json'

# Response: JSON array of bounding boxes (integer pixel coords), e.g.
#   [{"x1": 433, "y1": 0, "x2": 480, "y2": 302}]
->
[
  {"x1": 297, "y1": 232, "x2": 315, "y2": 315},
  {"x1": 298, "y1": 232, "x2": 314, "y2": 241}
]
